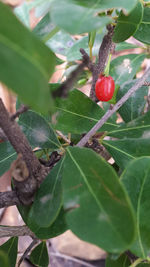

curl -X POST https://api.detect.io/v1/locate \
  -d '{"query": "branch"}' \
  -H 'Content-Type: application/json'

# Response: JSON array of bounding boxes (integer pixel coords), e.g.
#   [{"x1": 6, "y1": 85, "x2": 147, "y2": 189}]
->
[
  {"x1": 0, "y1": 225, "x2": 34, "y2": 238},
  {"x1": 0, "y1": 99, "x2": 41, "y2": 176},
  {"x1": 77, "y1": 66, "x2": 150, "y2": 147},
  {"x1": 11, "y1": 105, "x2": 28, "y2": 121},
  {"x1": 90, "y1": 25, "x2": 114, "y2": 101},
  {"x1": 80, "y1": 48, "x2": 94, "y2": 72},
  {"x1": 0, "y1": 99, "x2": 48, "y2": 205},
  {"x1": 0, "y1": 191, "x2": 20, "y2": 208},
  {"x1": 18, "y1": 239, "x2": 39, "y2": 267}
]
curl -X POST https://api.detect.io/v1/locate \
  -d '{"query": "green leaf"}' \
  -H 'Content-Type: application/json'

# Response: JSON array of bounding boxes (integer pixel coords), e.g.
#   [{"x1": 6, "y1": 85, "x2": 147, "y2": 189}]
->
[
  {"x1": 103, "y1": 138, "x2": 150, "y2": 170},
  {"x1": 63, "y1": 147, "x2": 136, "y2": 253},
  {"x1": 50, "y1": 0, "x2": 111, "y2": 34},
  {"x1": 55, "y1": 89, "x2": 118, "y2": 134},
  {"x1": 67, "y1": 36, "x2": 88, "y2": 61},
  {"x1": 34, "y1": 208, "x2": 68, "y2": 239},
  {"x1": 0, "y1": 251, "x2": 9, "y2": 267},
  {"x1": 134, "y1": 7, "x2": 150, "y2": 45},
  {"x1": 67, "y1": 30, "x2": 105, "y2": 61},
  {"x1": 136, "y1": 264, "x2": 150, "y2": 267},
  {"x1": 70, "y1": 0, "x2": 138, "y2": 13},
  {"x1": 18, "y1": 203, "x2": 67, "y2": 239},
  {"x1": 117, "y1": 79, "x2": 148, "y2": 123},
  {"x1": 110, "y1": 54, "x2": 145, "y2": 86},
  {"x1": 46, "y1": 30, "x2": 75, "y2": 56},
  {"x1": 113, "y1": 0, "x2": 143, "y2": 43},
  {"x1": 19, "y1": 110, "x2": 60, "y2": 149},
  {"x1": 115, "y1": 42, "x2": 140, "y2": 51},
  {"x1": 0, "y1": 142, "x2": 16, "y2": 176},
  {"x1": 34, "y1": 1, "x2": 52, "y2": 18},
  {"x1": 30, "y1": 241, "x2": 49, "y2": 267},
  {"x1": 0, "y1": 237, "x2": 18, "y2": 267},
  {"x1": 33, "y1": 12, "x2": 59, "y2": 42},
  {"x1": 105, "y1": 253, "x2": 130, "y2": 267},
  {"x1": 121, "y1": 157, "x2": 150, "y2": 258},
  {"x1": 107, "y1": 110, "x2": 150, "y2": 139},
  {"x1": 0, "y1": 2, "x2": 56, "y2": 113},
  {"x1": 28, "y1": 158, "x2": 64, "y2": 229}
]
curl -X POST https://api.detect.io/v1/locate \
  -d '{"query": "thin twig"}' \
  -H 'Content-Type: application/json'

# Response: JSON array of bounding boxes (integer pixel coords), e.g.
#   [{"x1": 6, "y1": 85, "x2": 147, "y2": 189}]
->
[
  {"x1": 11, "y1": 105, "x2": 28, "y2": 121},
  {"x1": 18, "y1": 239, "x2": 39, "y2": 267},
  {"x1": 56, "y1": 130, "x2": 71, "y2": 144},
  {"x1": 80, "y1": 48, "x2": 94, "y2": 72},
  {"x1": 77, "y1": 66, "x2": 150, "y2": 147}
]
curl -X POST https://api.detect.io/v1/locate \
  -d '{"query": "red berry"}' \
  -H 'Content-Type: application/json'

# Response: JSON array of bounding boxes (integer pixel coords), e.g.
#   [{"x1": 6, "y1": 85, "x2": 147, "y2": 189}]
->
[{"x1": 95, "y1": 75, "x2": 115, "y2": 101}]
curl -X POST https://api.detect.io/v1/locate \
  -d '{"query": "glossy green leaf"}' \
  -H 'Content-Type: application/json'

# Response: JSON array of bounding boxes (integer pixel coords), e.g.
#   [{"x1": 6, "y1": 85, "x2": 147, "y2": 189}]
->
[
  {"x1": 34, "y1": 208, "x2": 68, "y2": 239},
  {"x1": 0, "y1": 142, "x2": 16, "y2": 176},
  {"x1": 108, "y1": 110, "x2": 150, "y2": 139},
  {"x1": 18, "y1": 202, "x2": 67, "y2": 239},
  {"x1": 70, "y1": 0, "x2": 138, "y2": 13},
  {"x1": 63, "y1": 147, "x2": 135, "y2": 253},
  {"x1": 51, "y1": 0, "x2": 111, "y2": 34},
  {"x1": 55, "y1": 89, "x2": 118, "y2": 134},
  {"x1": 117, "y1": 80, "x2": 148, "y2": 122},
  {"x1": 30, "y1": 241, "x2": 49, "y2": 267},
  {"x1": 0, "y1": 2, "x2": 56, "y2": 113},
  {"x1": 28, "y1": 159, "x2": 64, "y2": 229},
  {"x1": 19, "y1": 110, "x2": 60, "y2": 149},
  {"x1": 0, "y1": 251, "x2": 9, "y2": 267},
  {"x1": 113, "y1": 0, "x2": 143, "y2": 43},
  {"x1": 121, "y1": 157, "x2": 150, "y2": 258},
  {"x1": 0, "y1": 237, "x2": 18, "y2": 267},
  {"x1": 103, "y1": 138, "x2": 150, "y2": 169},
  {"x1": 105, "y1": 253, "x2": 130, "y2": 267},
  {"x1": 134, "y1": 7, "x2": 150, "y2": 45},
  {"x1": 110, "y1": 54, "x2": 145, "y2": 86}
]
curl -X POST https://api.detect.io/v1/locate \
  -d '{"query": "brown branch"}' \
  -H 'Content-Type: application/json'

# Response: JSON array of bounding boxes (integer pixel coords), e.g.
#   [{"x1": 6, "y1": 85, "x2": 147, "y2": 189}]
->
[
  {"x1": 11, "y1": 105, "x2": 29, "y2": 121},
  {"x1": 80, "y1": 48, "x2": 94, "y2": 72},
  {"x1": 0, "y1": 225, "x2": 34, "y2": 238},
  {"x1": 77, "y1": 66, "x2": 150, "y2": 147},
  {"x1": 0, "y1": 99, "x2": 40, "y2": 175},
  {"x1": 0, "y1": 99, "x2": 48, "y2": 205},
  {"x1": 0, "y1": 191, "x2": 21, "y2": 208}
]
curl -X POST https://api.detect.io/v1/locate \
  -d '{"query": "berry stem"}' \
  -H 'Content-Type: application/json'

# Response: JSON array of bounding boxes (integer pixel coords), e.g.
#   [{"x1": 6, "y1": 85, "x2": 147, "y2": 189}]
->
[{"x1": 104, "y1": 53, "x2": 112, "y2": 76}]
